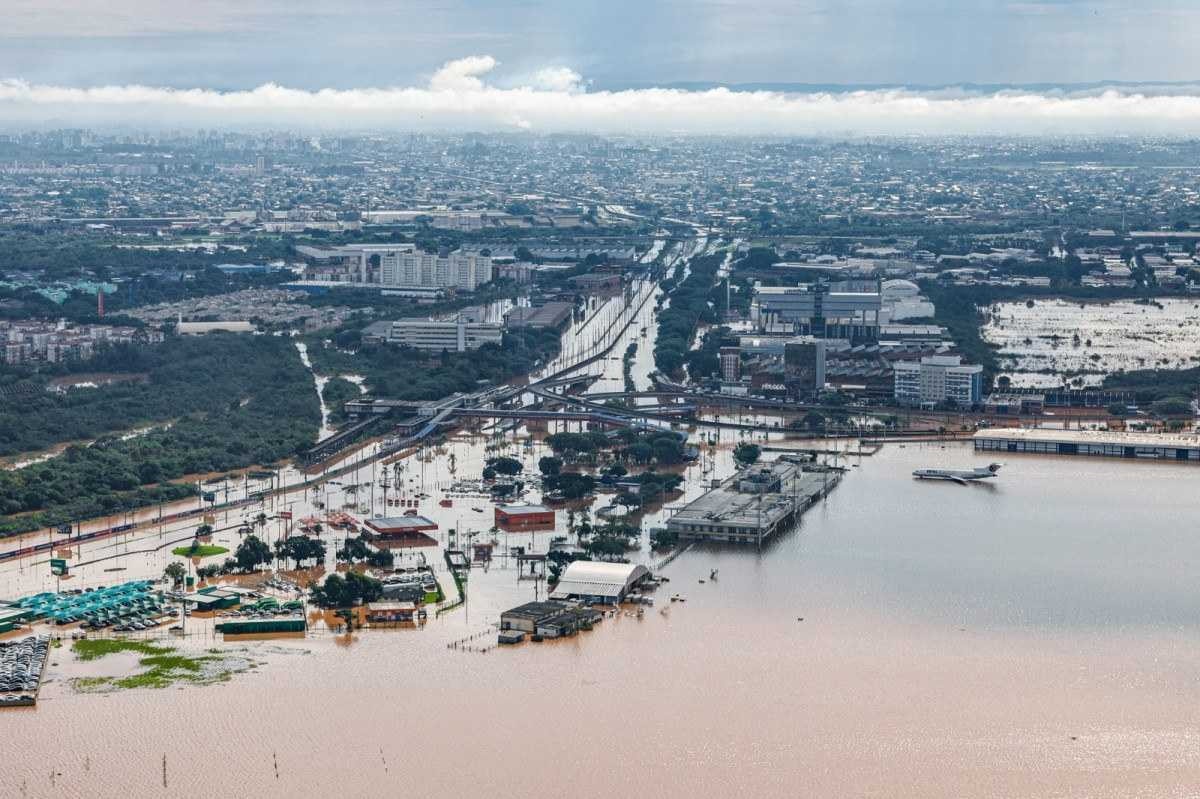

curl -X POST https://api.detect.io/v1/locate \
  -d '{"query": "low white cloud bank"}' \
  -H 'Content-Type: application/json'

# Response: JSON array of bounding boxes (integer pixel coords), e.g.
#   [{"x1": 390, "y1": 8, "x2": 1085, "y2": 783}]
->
[{"x1": 3, "y1": 56, "x2": 1200, "y2": 134}]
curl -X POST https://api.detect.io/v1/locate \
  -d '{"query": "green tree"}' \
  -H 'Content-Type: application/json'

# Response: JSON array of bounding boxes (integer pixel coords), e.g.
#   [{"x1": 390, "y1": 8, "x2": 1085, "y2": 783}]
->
[
  {"x1": 234, "y1": 534, "x2": 272, "y2": 572},
  {"x1": 163, "y1": 561, "x2": 187, "y2": 586},
  {"x1": 733, "y1": 442, "x2": 761, "y2": 465},
  {"x1": 488, "y1": 456, "x2": 523, "y2": 476}
]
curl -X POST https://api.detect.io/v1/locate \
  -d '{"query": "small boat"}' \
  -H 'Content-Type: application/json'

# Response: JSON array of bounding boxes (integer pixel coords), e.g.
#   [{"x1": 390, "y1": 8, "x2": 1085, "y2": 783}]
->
[{"x1": 439, "y1": 499, "x2": 453, "y2": 508}]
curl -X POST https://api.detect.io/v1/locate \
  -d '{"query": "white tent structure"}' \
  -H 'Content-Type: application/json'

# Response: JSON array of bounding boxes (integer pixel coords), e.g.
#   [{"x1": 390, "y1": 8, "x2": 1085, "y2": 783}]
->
[{"x1": 549, "y1": 561, "x2": 650, "y2": 604}]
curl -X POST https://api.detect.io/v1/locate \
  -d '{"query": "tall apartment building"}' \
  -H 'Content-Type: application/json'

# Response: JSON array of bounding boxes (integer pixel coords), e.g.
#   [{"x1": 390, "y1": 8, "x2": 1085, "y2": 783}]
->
[
  {"x1": 379, "y1": 249, "x2": 492, "y2": 292},
  {"x1": 894, "y1": 355, "x2": 983, "y2": 407},
  {"x1": 297, "y1": 244, "x2": 492, "y2": 291}
]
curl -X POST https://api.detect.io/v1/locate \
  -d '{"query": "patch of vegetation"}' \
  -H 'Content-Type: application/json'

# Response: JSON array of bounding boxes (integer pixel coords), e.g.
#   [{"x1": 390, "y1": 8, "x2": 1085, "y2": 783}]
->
[
  {"x1": 322, "y1": 376, "x2": 361, "y2": 426},
  {"x1": 0, "y1": 335, "x2": 320, "y2": 537},
  {"x1": 1104, "y1": 366, "x2": 1200, "y2": 404},
  {"x1": 335, "y1": 535, "x2": 393, "y2": 568},
  {"x1": 302, "y1": 326, "x2": 561, "y2": 400},
  {"x1": 733, "y1": 442, "x2": 761, "y2": 465},
  {"x1": 654, "y1": 253, "x2": 725, "y2": 376},
  {"x1": 0, "y1": 328, "x2": 307, "y2": 456},
  {"x1": 622, "y1": 342, "x2": 638, "y2": 394},
  {"x1": 171, "y1": 544, "x2": 229, "y2": 558},
  {"x1": 310, "y1": 570, "x2": 384, "y2": 608},
  {"x1": 71, "y1": 638, "x2": 250, "y2": 692},
  {"x1": 73, "y1": 638, "x2": 168, "y2": 661},
  {"x1": 919, "y1": 282, "x2": 1002, "y2": 385}
]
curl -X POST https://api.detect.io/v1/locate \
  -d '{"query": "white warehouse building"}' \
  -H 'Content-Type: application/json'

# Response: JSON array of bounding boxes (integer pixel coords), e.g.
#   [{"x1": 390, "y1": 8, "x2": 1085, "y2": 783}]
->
[{"x1": 549, "y1": 561, "x2": 651, "y2": 604}]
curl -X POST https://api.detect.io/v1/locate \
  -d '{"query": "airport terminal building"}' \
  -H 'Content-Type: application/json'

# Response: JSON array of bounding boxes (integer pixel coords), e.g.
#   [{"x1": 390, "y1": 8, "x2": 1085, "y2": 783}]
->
[{"x1": 973, "y1": 428, "x2": 1200, "y2": 462}]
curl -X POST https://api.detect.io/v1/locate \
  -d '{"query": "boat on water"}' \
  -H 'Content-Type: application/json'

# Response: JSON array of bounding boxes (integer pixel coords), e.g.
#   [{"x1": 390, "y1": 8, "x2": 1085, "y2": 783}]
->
[{"x1": 912, "y1": 463, "x2": 1002, "y2": 485}]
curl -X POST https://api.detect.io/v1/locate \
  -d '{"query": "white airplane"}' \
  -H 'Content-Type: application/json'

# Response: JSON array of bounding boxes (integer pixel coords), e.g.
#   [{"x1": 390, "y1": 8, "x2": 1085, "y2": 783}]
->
[{"x1": 912, "y1": 463, "x2": 1002, "y2": 485}]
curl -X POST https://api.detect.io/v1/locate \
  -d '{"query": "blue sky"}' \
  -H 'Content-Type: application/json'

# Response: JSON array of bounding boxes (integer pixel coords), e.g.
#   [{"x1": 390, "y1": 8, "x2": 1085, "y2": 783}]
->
[{"x1": 0, "y1": 0, "x2": 1193, "y2": 89}]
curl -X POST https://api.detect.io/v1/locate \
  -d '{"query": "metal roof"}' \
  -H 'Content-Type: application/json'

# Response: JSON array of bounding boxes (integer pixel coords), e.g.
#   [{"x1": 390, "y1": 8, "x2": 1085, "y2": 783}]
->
[
  {"x1": 550, "y1": 561, "x2": 649, "y2": 600},
  {"x1": 973, "y1": 428, "x2": 1200, "y2": 450}
]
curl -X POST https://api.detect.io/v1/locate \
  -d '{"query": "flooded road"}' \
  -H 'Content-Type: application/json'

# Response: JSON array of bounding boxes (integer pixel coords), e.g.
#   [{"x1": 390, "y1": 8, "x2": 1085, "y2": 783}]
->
[{"x1": 5, "y1": 444, "x2": 1200, "y2": 798}]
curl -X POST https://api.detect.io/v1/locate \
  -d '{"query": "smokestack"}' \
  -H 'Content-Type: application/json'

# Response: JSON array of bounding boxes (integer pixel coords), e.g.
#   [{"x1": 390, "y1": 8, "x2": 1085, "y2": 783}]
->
[{"x1": 97, "y1": 290, "x2": 104, "y2": 319}]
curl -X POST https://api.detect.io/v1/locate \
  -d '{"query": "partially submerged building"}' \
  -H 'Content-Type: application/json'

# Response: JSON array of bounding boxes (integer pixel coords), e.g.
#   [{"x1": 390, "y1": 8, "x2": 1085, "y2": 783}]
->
[
  {"x1": 500, "y1": 600, "x2": 603, "y2": 638},
  {"x1": 494, "y1": 504, "x2": 555, "y2": 530},
  {"x1": 973, "y1": 428, "x2": 1200, "y2": 462},
  {"x1": 364, "y1": 516, "x2": 439, "y2": 546},
  {"x1": 666, "y1": 457, "x2": 840, "y2": 545},
  {"x1": 548, "y1": 561, "x2": 651, "y2": 604}
]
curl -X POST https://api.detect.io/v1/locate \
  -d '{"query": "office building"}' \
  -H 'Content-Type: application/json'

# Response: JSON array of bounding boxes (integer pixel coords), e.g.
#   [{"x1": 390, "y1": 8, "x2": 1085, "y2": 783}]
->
[
  {"x1": 894, "y1": 355, "x2": 983, "y2": 407},
  {"x1": 387, "y1": 317, "x2": 503, "y2": 352},
  {"x1": 784, "y1": 340, "x2": 826, "y2": 398},
  {"x1": 719, "y1": 346, "x2": 741, "y2": 381}
]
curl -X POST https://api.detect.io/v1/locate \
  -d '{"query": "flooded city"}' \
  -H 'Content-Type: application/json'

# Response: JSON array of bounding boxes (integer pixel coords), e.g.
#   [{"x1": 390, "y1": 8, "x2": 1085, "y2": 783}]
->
[
  {"x1": 6, "y1": 21, "x2": 1200, "y2": 795},
  {"x1": 4, "y1": 440, "x2": 1200, "y2": 797}
]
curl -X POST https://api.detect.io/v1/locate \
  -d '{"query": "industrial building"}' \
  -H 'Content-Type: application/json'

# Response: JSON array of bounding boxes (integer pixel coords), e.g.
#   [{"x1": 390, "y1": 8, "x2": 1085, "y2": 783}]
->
[
  {"x1": 184, "y1": 586, "x2": 243, "y2": 611},
  {"x1": 386, "y1": 317, "x2": 504, "y2": 352},
  {"x1": 894, "y1": 354, "x2": 983, "y2": 407},
  {"x1": 548, "y1": 561, "x2": 651, "y2": 604},
  {"x1": 364, "y1": 515, "x2": 439, "y2": 544},
  {"x1": 504, "y1": 302, "x2": 573, "y2": 330},
  {"x1": 983, "y1": 393, "x2": 1046, "y2": 416},
  {"x1": 973, "y1": 428, "x2": 1200, "y2": 462},
  {"x1": 215, "y1": 616, "x2": 306, "y2": 635},
  {"x1": 494, "y1": 504, "x2": 556, "y2": 530},
  {"x1": 752, "y1": 283, "x2": 882, "y2": 340},
  {"x1": 176, "y1": 320, "x2": 255, "y2": 335},
  {"x1": 879, "y1": 279, "x2": 936, "y2": 322},
  {"x1": 501, "y1": 601, "x2": 574, "y2": 632},
  {"x1": 666, "y1": 457, "x2": 840, "y2": 545},
  {"x1": 500, "y1": 600, "x2": 603, "y2": 637}
]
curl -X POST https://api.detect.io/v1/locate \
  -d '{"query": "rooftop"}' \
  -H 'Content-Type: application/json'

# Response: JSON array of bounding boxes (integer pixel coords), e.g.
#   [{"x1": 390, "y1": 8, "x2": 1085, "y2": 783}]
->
[
  {"x1": 367, "y1": 515, "x2": 438, "y2": 530},
  {"x1": 496, "y1": 504, "x2": 551, "y2": 514},
  {"x1": 973, "y1": 428, "x2": 1200, "y2": 449}
]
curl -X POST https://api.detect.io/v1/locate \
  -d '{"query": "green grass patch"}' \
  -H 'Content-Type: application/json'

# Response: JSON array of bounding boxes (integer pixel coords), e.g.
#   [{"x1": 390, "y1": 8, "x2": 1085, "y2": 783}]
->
[
  {"x1": 73, "y1": 638, "x2": 170, "y2": 661},
  {"x1": 71, "y1": 638, "x2": 246, "y2": 692},
  {"x1": 171, "y1": 544, "x2": 229, "y2": 558}
]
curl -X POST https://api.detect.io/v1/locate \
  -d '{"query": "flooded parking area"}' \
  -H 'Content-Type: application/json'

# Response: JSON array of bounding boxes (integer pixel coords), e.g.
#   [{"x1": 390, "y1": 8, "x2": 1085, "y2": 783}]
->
[{"x1": 981, "y1": 297, "x2": 1200, "y2": 387}]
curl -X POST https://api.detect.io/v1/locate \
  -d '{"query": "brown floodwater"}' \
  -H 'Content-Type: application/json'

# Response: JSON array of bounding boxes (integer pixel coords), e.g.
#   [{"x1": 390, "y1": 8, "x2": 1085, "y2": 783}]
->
[{"x1": 4, "y1": 442, "x2": 1200, "y2": 798}]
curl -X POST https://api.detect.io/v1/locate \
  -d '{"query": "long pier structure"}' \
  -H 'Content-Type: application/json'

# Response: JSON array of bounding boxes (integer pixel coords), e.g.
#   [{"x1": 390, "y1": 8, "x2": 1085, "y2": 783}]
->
[{"x1": 666, "y1": 456, "x2": 841, "y2": 546}]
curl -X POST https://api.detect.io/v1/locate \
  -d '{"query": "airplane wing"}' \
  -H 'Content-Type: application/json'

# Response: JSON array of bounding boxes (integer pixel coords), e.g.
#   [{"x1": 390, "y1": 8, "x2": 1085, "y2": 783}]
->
[{"x1": 952, "y1": 477, "x2": 968, "y2": 486}]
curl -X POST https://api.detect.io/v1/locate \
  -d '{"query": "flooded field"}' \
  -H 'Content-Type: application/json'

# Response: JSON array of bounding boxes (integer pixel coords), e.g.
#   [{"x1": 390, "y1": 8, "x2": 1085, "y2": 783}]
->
[
  {"x1": 4, "y1": 443, "x2": 1200, "y2": 797},
  {"x1": 981, "y1": 297, "x2": 1200, "y2": 387}
]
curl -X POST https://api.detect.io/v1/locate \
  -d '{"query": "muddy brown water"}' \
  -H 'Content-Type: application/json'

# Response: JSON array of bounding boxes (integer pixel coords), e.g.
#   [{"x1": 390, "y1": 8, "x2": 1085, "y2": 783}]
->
[{"x1": 4, "y1": 442, "x2": 1200, "y2": 797}]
